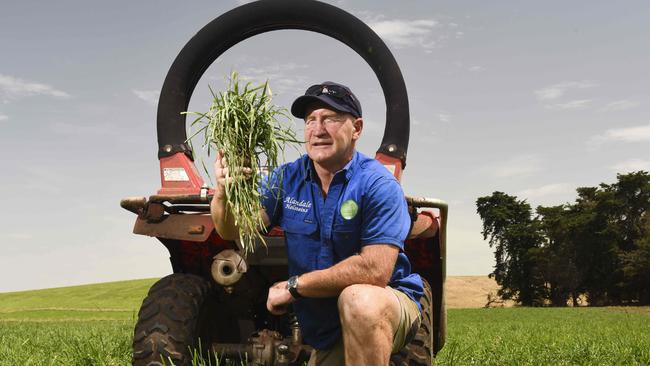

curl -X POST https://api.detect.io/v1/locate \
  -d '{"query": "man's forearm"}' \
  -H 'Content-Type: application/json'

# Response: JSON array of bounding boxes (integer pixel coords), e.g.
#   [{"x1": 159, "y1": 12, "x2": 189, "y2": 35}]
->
[
  {"x1": 210, "y1": 195, "x2": 239, "y2": 241},
  {"x1": 297, "y1": 245, "x2": 398, "y2": 298}
]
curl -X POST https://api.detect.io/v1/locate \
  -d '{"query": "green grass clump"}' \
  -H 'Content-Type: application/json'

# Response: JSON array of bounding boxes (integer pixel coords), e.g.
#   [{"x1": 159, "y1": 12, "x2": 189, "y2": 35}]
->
[
  {"x1": 187, "y1": 72, "x2": 301, "y2": 255},
  {"x1": 0, "y1": 321, "x2": 133, "y2": 366}
]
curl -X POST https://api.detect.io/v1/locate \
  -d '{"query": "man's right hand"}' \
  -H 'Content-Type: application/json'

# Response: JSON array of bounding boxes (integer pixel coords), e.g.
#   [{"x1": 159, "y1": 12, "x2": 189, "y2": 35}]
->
[
  {"x1": 211, "y1": 150, "x2": 245, "y2": 240},
  {"x1": 211, "y1": 150, "x2": 270, "y2": 241},
  {"x1": 213, "y1": 150, "x2": 227, "y2": 201},
  {"x1": 213, "y1": 150, "x2": 253, "y2": 201}
]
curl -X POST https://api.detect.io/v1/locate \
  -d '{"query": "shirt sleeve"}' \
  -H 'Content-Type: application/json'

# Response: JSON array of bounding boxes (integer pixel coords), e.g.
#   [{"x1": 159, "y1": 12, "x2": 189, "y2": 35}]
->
[
  {"x1": 360, "y1": 176, "x2": 411, "y2": 249},
  {"x1": 259, "y1": 166, "x2": 284, "y2": 228}
]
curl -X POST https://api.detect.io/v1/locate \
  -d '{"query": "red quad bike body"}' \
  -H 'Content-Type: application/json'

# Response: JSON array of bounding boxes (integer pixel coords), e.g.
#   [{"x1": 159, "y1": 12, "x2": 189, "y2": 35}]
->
[{"x1": 122, "y1": 1, "x2": 447, "y2": 365}]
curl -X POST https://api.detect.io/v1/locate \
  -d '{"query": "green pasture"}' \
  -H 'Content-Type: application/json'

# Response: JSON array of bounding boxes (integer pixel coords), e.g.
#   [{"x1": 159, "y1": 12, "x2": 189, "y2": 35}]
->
[
  {"x1": 437, "y1": 307, "x2": 650, "y2": 366},
  {"x1": 1, "y1": 280, "x2": 649, "y2": 366}
]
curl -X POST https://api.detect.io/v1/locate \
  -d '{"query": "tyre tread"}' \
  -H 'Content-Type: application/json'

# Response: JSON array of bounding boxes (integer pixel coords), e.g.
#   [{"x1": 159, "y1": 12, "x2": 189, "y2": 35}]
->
[
  {"x1": 389, "y1": 279, "x2": 433, "y2": 366},
  {"x1": 132, "y1": 273, "x2": 213, "y2": 366}
]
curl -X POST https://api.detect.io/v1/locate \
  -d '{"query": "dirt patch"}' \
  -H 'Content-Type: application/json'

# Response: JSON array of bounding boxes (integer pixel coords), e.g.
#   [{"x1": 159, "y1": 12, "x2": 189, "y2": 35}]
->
[{"x1": 446, "y1": 276, "x2": 516, "y2": 308}]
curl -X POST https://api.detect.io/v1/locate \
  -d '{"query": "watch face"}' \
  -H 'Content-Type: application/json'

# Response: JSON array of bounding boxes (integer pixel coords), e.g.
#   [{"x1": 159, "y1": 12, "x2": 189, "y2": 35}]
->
[{"x1": 288, "y1": 276, "x2": 297, "y2": 288}]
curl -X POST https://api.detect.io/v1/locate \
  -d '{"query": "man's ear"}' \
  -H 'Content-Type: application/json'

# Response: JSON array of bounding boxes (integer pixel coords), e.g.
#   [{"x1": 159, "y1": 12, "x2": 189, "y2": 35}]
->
[{"x1": 352, "y1": 117, "x2": 363, "y2": 140}]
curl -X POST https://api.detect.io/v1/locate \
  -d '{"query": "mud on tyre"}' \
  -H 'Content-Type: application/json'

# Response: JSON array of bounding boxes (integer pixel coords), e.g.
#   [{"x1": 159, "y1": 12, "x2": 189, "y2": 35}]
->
[
  {"x1": 389, "y1": 278, "x2": 433, "y2": 366},
  {"x1": 132, "y1": 274, "x2": 218, "y2": 366}
]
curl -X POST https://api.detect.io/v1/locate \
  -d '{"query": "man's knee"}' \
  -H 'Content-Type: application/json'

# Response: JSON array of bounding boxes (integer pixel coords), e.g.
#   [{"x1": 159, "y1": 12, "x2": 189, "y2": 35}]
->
[{"x1": 337, "y1": 284, "x2": 393, "y2": 327}]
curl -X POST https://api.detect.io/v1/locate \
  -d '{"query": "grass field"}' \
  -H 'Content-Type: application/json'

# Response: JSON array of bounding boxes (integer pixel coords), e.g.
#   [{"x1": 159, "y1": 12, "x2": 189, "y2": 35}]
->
[
  {"x1": 1, "y1": 279, "x2": 649, "y2": 365},
  {"x1": 436, "y1": 307, "x2": 650, "y2": 365}
]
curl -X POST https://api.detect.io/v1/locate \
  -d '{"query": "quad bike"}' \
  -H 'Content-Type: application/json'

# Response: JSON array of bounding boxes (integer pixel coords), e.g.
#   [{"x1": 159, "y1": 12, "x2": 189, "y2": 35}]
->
[{"x1": 121, "y1": 1, "x2": 447, "y2": 365}]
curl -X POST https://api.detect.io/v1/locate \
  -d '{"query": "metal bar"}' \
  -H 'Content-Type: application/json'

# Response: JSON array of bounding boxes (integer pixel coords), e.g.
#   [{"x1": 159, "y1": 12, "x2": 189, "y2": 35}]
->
[
  {"x1": 164, "y1": 205, "x2": 210, "y2": 212},
  {"x1": 149, "y1": 194, "x2": 212, "y2": 204},
  {"x1": 406, "y1": 195, "x2": 448, "y2": 352}
]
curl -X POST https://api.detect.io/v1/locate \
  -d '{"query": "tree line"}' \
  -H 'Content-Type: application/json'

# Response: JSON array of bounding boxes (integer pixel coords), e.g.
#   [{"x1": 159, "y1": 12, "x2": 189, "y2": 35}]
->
[{"x1": 476, "y1": 171, "x2": 650, "y2": 306}]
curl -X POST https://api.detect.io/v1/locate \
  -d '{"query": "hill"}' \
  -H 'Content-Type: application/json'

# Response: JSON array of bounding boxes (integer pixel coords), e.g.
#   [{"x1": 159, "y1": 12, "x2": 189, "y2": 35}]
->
[
  {"x1": 0, "y1": 278, "x2": 156, "y2": 321},
  {"x1": 446, "y1": 275, "x2": 515, "y2": 308}
]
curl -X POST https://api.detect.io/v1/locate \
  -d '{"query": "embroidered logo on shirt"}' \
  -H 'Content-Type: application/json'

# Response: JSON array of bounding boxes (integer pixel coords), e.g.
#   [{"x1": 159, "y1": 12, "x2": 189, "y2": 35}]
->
[
  {"x1": 340, "y1": 199, "x2": 358, "y2": 220},
  {"x1": 284, "y1": 196, "x2": 312, "y2": 213}
]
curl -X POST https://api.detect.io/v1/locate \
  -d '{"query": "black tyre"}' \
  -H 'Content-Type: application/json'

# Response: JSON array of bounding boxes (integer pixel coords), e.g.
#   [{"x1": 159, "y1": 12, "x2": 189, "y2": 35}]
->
[
  {"x1": 132, "y1": 273, "x2": 217, "y2": 366},
  {"x1": 390, "y1": 279, "x2": 433, "y2": 366}
]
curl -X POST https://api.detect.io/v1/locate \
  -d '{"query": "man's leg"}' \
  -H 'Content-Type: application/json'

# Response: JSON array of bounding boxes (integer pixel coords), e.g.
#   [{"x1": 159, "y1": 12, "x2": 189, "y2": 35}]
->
[
  {"x1": 337, "y1": 284, "x2": 402, "y2": 365},
  {"x1": 306, "y1": 338, "x2": 344, "y2": 366}
]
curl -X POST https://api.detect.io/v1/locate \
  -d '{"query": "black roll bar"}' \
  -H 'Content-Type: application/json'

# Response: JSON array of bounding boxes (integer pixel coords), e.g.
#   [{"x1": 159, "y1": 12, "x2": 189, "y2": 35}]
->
[{"x1": 157, "y1": 0, "x2": 410, "y2": 167}]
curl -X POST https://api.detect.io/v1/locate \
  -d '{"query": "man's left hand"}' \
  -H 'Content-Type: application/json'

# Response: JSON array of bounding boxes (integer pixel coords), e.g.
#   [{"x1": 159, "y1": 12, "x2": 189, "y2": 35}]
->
[{"x1": 266, "y1": 281, "x2": 295, "y2": 315}]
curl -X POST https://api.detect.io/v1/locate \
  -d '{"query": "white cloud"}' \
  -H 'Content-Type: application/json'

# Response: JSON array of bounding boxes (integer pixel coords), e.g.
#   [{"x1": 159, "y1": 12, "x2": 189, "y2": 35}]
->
[
  {"x1": 6, "y1": 233, "x2": 34, "y2": 240},
  {"x1": 611, "y1": 159, "x2": 650, "y2": 173},
  {"x1": 593, "y1": 125, "x2": 650, "y2": 143},
  {"x1": 468, "y1": 66, "x2": 485, "y2": 72},
  {"x1": 368, "y1": 19, "x2": 438, "y2": 50},
  {"x1": 50, "y1": 121, "x2": 118, "y2": 136},
  {"x1": 601, "y1": 100, "x2": 640, "y2": 112},
  {"x1": 516, "y1": 183, "x2": 574, "y2": 200},
  {"x1": 534, "y1": 80, "x2": 598, "y2": 101},
  {"x1": 238, "y1": 63, "x2": 310, "y2": 96},
  {"x1": 485, "y1": 154, "x2": 543, "y2": 178},
  {"x1": 0, "y1": 114, "x2": 7, "y2": 121},
  {"x1": 243, "y1": 62, "x2": 307, "y2": 76},
  {"x1": 547, "y1": 99, "x2": 592, "y2": 110},
  {"x1": 132, "y1": 89, "x2": 160, "y2": 105},
  {"x1": 0, "y1": 74, "x2": 70, "y2": 102},
  {"x1": 438, "y1": 113, "x2": 452, "y2": 123}
]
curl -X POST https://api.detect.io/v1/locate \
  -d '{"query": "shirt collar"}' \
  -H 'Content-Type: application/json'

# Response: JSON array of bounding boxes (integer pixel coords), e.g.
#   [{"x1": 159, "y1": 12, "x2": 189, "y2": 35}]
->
[{"x1": 302, "y1": 150, "x2": 358, "y2": 182}]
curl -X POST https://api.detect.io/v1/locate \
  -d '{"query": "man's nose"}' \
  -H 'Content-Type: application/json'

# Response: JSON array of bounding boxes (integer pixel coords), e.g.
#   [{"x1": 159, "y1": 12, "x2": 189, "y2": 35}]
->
[{"x1": 310, "y1": 120, "x2": 328, "y2": 135}]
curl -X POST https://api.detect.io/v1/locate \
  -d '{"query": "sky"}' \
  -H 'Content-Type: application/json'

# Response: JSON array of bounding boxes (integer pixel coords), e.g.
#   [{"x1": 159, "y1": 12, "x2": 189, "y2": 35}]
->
[{"x1": 1, "y1": 0, "x2": 649, "y2": 292}]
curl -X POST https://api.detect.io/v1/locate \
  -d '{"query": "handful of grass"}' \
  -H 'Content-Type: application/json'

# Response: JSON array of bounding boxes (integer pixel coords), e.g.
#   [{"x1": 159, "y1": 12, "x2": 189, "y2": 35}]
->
[{"x1": 188, "y1": 73, "x2": 301, "y2": 255}]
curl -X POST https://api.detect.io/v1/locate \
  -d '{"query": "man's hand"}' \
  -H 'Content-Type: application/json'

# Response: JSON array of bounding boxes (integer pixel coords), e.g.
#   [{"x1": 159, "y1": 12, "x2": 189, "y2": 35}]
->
[
  {"x1": 211, "y1": 150, "x2": 273, "y2": 241},
  {"x1": 213, "y1": 150, "x2": 252, "y2": 200},
  {"x1": 266, "y1": 281, "x2": 295, "y2": 315},
  {"x1": 211, "y1": 150, "x2": 251, "y2": 240}
]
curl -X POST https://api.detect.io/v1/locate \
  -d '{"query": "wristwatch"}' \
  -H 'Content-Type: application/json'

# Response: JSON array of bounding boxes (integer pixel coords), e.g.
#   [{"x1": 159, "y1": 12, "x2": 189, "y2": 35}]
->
[{"x1": 287, "y1": 275, "x2": 302, "y2": 299}]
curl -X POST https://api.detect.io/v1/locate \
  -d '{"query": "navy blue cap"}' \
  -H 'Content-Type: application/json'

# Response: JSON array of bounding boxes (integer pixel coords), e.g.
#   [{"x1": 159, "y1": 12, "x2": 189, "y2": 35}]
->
[{"x1": 291, "y1": 81, "x2": 362, "y2": 119}]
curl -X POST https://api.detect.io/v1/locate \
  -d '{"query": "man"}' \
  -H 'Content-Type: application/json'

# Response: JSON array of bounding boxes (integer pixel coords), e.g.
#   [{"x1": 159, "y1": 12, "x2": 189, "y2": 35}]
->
[{"x1": 211, "y1": 82, "x2": 424, "y2": 365}]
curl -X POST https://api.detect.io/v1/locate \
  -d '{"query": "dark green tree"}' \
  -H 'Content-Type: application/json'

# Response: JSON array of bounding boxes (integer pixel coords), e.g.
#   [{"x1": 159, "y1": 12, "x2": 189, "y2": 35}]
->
[
  {"x1": 476, "y1": 192, "x2": 546, "y2": 306},
  {"x1": 535, "y1": 205, "x2": 581, "y2": 306},
  {"x1": 478, "y1": 171, "x2": 650, "y2": 306},
  {"x1": 563, "y1": 186, "x2": 619, "y2": 305},
  {"x1": 611, "y1": 171, "x2": 650, "y2": 303},
  {"x1": 535, "y1": 171, "x2": 650, "y2": 305},
  {"x1": 620, "y1": 215, "x2": 650, "y2": 304}
]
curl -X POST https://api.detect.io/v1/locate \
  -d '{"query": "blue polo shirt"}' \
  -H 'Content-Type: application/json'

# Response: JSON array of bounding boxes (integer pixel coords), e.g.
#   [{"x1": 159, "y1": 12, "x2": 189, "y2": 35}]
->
[{"x1": 260, "y1": 151, "x2": 424, "y2": 349}]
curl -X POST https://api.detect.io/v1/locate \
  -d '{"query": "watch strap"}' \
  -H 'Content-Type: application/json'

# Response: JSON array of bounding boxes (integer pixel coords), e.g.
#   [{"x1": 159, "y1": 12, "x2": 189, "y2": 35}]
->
[{"x1": 287, "y1": 275, "x2": 302, "y2": 299}]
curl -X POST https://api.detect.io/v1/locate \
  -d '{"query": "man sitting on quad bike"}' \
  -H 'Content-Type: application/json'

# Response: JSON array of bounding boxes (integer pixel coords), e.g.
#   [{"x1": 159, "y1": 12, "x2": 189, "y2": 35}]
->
[{"x1": 211, "y1": 82, "x2": 423, "y2": 366}]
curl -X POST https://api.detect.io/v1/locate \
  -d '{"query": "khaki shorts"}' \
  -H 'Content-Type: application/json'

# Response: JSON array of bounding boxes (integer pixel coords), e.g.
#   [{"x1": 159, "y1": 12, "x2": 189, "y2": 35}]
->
[{"x1": 307, "y1": 288, "x2": 421, "y2": 366}]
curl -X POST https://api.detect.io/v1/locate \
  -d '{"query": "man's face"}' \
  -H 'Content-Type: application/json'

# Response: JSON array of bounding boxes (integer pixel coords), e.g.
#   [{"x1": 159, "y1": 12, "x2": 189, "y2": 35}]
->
[{"x1": 304, "y1": 105, "x2": 363, "y2": 170}]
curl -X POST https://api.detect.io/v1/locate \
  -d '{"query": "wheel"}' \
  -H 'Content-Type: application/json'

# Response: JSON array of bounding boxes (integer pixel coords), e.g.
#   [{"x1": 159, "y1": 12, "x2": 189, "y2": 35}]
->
[
  {"x1": 132, "y1": 273, "x2": 217, "y2": 366},
  {"x1": 389, "y1": 279, "x2": 433, "y2": 366}
]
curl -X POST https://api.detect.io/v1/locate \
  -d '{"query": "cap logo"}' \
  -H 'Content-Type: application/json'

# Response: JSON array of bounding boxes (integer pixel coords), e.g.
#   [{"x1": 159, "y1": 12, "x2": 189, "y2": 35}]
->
[
  {"x1": 340, "y1": 199, "x2": 358, "y2": 220},
  {"x1": 322, "y1": 87, "x2": 329, "y2": 94}
]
